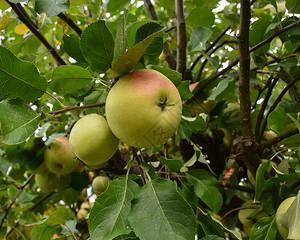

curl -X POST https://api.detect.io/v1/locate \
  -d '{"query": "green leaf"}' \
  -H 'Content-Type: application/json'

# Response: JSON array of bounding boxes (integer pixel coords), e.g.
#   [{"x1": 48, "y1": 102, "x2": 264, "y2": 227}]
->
[
  {"x1": 89, "y1": 177, "x2": 139, "y2": 240},
  {"x1": 0, "y1": 100, "x2": 40, "y2": 145},
  {"x1": 186, "y1": 6, "x2": 215, "y2": 28},
  {"x1": 112, "y1": 29, "x2": 163, "y2": 77},
  {"x1": 286, "y1": 0, "x2": 300, "y2": 13},
  {"x1": 106, "y1": 0, "x2": 129, "y2": 13},
  {"x1": 32, "y1": 225, "x2": 55, "y2": 240},
  {"x1": 81, "y1": 21, "x2": 114, "y2": 73},
  {"x1": 47, "y1": 207, "x2": 75, "y2": 226},
  {"x1": 190, "y1": 27, "x2": 212, "y2": 52},
  {"x1": 200, "y1": 236, "x2": 225, "y2": 240},
  {"x1": 114, "y1": 13, "x2": 127, "y2": 62},
  {"x1": 249, "y1": 216, "x2": 277, "y2": 240},
  {"x1": 128, "y1": 179, "x2": 196, "y2": 240},
  {"x1": 187, "y1": 170, "x2": 223, "y2": 212},
  {"x1": 287, "y1": 191, "x2": 300, "y2": 239},
  {"x1": 177, "y1": 80, "x2": 193, "y2": 100},
  {"x1": 160, "y1": 157, "x2": 184, "y2": 172},
  {"x1": 62, "y1": 34, "x2": 86, "y2": 63},
  {"x1": 50, "y1": 65, "x2": 92, "y2": 95},
  {"x1": 0, "y1": 46, "x2": 47, "y2": 102},
  {"x1": 208, "y1": 78, "x2": 233, "y2": 101},
  {"x1": 35, "y1": 0, "x2": 69, "y2": 17},
  {"x1": 255, "y1": 161, "x2": 271, "y2": 201}
]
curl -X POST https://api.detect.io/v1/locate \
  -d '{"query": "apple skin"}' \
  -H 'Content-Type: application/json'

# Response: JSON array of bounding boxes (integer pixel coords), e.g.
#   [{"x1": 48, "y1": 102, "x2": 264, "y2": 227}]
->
[
  {"x1": 105, "y1": 69, "x2": 182, "y2": 148},
  {"x1": 69, "y1": 114, "x2": 119, "y2": 167},
  {"x1": 276, "y1": 196, "x2": 296, "y2": 239},
  {"x1": 92, "y1": 176, "x2": 109, "y2": 195},
  {"x1": 45, "y1": 136, "x2": 78, "y2": 176}
]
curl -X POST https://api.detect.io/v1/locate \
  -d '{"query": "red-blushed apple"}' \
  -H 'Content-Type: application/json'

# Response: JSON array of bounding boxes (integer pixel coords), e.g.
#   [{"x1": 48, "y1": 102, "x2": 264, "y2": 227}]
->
[
  {"x1": 276, "y1": 196, "x2": 296, "y2": 239},
  {"x1": 45, "y1": 136, "x2": 78, "y2": 176},
  {"x1": 69, "y1": 114, "x2": 119, "y2": 167},
  {"x1": 105, "y1": 69, "x2": 182, "y2": 148}
]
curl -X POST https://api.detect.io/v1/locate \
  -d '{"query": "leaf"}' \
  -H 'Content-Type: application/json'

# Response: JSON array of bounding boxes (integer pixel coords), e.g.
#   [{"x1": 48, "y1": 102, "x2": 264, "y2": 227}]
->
[
  {"x1": 31, "y1": 225, "x2": 55, "y2": 240},
  {"x1": 200, "y1": 235, "x2": 225, "y2": 240},
  {"x1": 187, "y1": 170, "x2": 223, "y2": 212},
  {"x1": 89, "y1": 177, "x2": 139, "y2": 240},
  {"x1": 46, "y1": 207, "x2": 75, "y2": 226},
  {"x1": 35, "y1": 0, "x2": 69, "y2": 17},
  {"x1": 62, "y1": 34, "x2": 86, "y2": 63},
  {"x1": 190, "y1": 27, "x2": 212, "y2": 52},
  {"x1": 177, "y1": 81, "x2": 193, "y2": 100},
  {"x1": 14, "y1": 23, "x2": 29, "y2": 35},
  {"x1": 0, "y1": 100, "x2": 40, "y2": 145},
  {"x1": 50, "y1": 65, "x2": 92, "y2": 95},
  {"x1": 160, "y1": 157, "x2": 184, "y2": 172},
  {"x1": 287, "y1": 191, "x2": 300, "y2": 239},
  {"x1": 128, "y1": 179, "x2": 196, "y2": 240},
  {"x1": 186, "y1": 6, "x2": 215, "y2": 28},
  {"x1": 255, "y1": 161, "x2": 270, "y2": 201},
  {"x1": 80, "y1": 21, "x2": 115, "y2": 73},
  {"x1": 208, "y1": 78, "x2": 233, "y2": 101},
  {"x1": 114, "y1": 13, "x2": 127, "y2": 61},
  {"x1": 0, "y1": 46, "x2": 47, "y2": 102},
  {"x1": 112, "y1": 29, "x2": 163, "y2": 77},
  {"x1": 106, "y1": 0, "x2": 129, "y2": 13},
  {"x1": 286, "y1": 0, "x2": 300, "y2": 13},
  {"x1": 249, "y1": 216, "x2": 278, "y2": 240}
]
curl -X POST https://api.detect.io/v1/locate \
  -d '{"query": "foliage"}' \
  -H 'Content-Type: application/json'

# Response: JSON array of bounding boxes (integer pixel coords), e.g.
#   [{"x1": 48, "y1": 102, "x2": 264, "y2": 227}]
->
[{"x1": 0, "y1": 0, "x2": 300, "y2": 239}]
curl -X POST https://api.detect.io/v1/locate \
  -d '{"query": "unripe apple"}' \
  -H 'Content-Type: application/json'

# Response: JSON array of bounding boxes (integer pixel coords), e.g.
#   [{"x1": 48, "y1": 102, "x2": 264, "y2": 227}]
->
[
  {"x1": 238, "y1": 201, "x2": 266, "y2": 227},
  {"x1": 92, "y1": 176, "x2": 109, "y2": 195},
  {"x1": 45, "y1": 136, "x2": 78, "y2": 176},
  {"x1": 276, "y1": 196, "x2": 296, "y2": 239},
  {"x1": 69, "y1": 114, "x2": 119, "y2": 167},
  {"x1": 77, "y1": 208, "x2": 89, "y2": 220},
  {"x1": 262, "y1": 130, "x2": 278, "y2": 141},
  {"x1": 80, "y1": 201, "x2": 91, "y2": 210},
  {"x1": 105, "y1": 69, "x2": 182, "y2": 148}
]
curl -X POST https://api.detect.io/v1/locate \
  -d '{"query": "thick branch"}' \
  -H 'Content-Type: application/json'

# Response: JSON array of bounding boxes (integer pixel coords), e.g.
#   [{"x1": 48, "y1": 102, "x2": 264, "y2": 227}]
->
[
  {"x1": 7, "y1": 1, "x2": 66, "y2": 65},
  {"x1": 175, "y1": 0, "x2": 187, "y2": 74},
  {"x1": 58, "y1": 13, "x2": 82, "y2": 35},
  {"x1": 261, "y1": 128, "x2": 300, "y2": 149},
  {"x1": 191, "y1": 19, "x2": 300, "y2": 98},
  {"x1": 143, "y1": 0, "x2": 176, "y2": 69},
  {"x1": 258, "y1": 78, "x2": 300, "y2": 140},
  {"x1": 50, "y1": 103, "x2": 105, "y2": 115}
]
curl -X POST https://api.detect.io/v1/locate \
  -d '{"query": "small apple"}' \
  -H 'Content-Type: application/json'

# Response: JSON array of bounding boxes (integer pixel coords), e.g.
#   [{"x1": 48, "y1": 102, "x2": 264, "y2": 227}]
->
[
  {"x1": 35, "y1": 172, "x2": 57, "y2": 192},
  {"x1": 276, "y1": 196, "x2": 296, "y2": 239},
  {"x1": 105, "y1": 69, "x2": 182, "y2": 148},
  {"x1": 45, "y1": 136, "x2": 78, "y2": 176},
  {"x1": 262, "y1": 130, "x2": 278, "y2": 141},
  {"x1": 80, "y1": 201, "x2": 91, "y2": 211},
  {"x1": 77, "y1": 208, "x2": 89, "y2": 221},
  {"x1": 92, "y1": 176, "x2": 109, "y2": 195},
  {"x1": 69, "y1": 114, "x2": 119, "y2": 167}
]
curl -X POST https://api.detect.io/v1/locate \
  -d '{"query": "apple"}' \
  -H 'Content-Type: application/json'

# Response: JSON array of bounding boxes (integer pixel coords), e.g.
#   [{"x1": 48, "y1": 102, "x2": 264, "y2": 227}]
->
[
  {"x1": 105, "y1": 69, "x2": 182, "y2": 148},
  {"x1": 45, "y1": 136, "x2": 78, "y2": 176},
  {"x1": 263, "y1": 130, "x2": 278, "y2": 141},
  {"x1": 69, "y1": 114, "x2": 119, "y2": 167},
  {"x1": 35, "y1": 172, "x2": 57, "y2": 192},
  {"x1": 276, "y1": 196, "x2": 296, "y2": 239},
  {"x1": 92, "y1": 176, "x2": 109, "y2": 195},
  {"x1": 80, "y1": 201, "x2": 91, "y2": 210},
  {"x1": 77, "y1": 208, "x2": 89, "y2": 221}
]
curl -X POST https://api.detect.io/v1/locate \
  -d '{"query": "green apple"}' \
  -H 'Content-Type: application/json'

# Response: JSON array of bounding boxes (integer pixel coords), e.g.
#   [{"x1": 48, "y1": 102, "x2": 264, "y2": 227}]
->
[
  {"x1": 263, "y1": 130, "x2": 278, "y2": 141},
  {"x1": 238, "y1": 201, "x2": 266, "y2": 227},
  {"x1": 92, "y1": 176, "x2": 109, "y2": 195},
  {"x1": 276, "y1": 196, "x2": 296, "y2": 239},
  {"x1": 69, "y1": 114, "x2": 119, "y2": 167},
  {"x1": 44, "y1": 136, "x2": 78, "y2": 175},
  {"x1": 105, "y1": 69, "x2": 182, "y2": 148}
]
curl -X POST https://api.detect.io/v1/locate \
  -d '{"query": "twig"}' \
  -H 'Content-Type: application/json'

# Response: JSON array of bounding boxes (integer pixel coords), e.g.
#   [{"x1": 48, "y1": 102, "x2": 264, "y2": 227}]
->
[
  {"x1": 6, "y1": 1, "x2": 66, "y2": 65},
  {"x1": 50, "y1": 103, "x2": 105, "y2": 115},
  {"x1": 219, "y1": 183, "x2": 254, "y2": 193},
  {"x1": 254, "y1": 77, "x2": 279, "y2": 139},
  {"x1": 191, "y1": 19, "x2": 300, "y2": 98},
  {"x1": 239, "y1": 0, "x2": 252, "y2": 137},
  {"x1": 175, "y1": 0, "x2": 187, "y2": 74},
  {"x1": 261, "y1": 128, "x2": 300, "y2": 149},
  {"x1": 58, "y1": 13, "x2": 82, "y2": 35},
  {"x1": 190, "y1": 26, "x2": 231, "y2": 71},
  {"x1": 0, "y1": 174, "x2": 34, "y2": 228},
  {"x1": 221, "y1": 205, "x2": 259, "y2": 221},
  {"x1": 143, "y1": 0, "x2": 176, "y2": 69},
  {"x1": 45, "y1": 91, "x2": 65, "y2": 107},
  {"x1": 258, "y1": 78, "x2": 300, "y2": 141}
]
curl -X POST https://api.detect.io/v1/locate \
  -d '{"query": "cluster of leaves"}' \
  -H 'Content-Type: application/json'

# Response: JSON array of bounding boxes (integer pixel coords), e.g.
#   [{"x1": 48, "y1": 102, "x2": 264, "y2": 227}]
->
[{"x1": 0, "y1": 0, "x2": 300, "y2": 239}]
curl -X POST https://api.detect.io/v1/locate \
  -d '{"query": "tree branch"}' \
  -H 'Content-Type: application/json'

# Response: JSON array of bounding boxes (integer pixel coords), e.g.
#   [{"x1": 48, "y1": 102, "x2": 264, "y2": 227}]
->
[
  {"x1": 49, "y1": 103, "x2": 105, "y2": 115},
  {"x1": 191, "y1": 19, "x2": 300, "y2": 99},
  {"x1": 175, "y1": 0, "x2": 187, "y2": 74},
  {"x1": 258, "y1": 78, "x2": 300, "y2": 141},
  {"x1": 261, "y1": 128, "x2": 300, "y2": 149},
  {"x1": 190, "y1": 26, "x2": 232, "y2": 71},
  {"x1": 58, "y1": 13, "x2": 82, "y2": 35},
  {"x1": 6, "y1": 1, "x2": 66, "y2": 65},
  {"x1": 143, "y1": 0, "x2": 176, "y2": 69},
  {"x1": 254, "y1": 77, "x2": 279, "y2": 139},
  {"x1": 0, "y1": 174, "x2": 34, "y2": 228}
]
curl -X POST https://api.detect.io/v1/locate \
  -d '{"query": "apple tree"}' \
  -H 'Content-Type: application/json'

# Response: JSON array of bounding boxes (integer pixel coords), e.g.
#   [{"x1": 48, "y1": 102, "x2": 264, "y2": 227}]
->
[{"x1": 0, "y1": 0, "x2": 300, "y2": 239}]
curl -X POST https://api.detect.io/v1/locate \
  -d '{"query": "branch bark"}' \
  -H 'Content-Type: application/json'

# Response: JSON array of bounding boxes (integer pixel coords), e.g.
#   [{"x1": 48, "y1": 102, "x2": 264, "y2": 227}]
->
[
  {"x1": 58, "y1": 13, "x2": 82, "y2": 35},
  {"x1": 50, "y1": 103, "x2": 105, "y2": 115},
  {"x1": 7, "y1": 1, "x2": 66, "y2": 65},
  {"x1": 175, "y1": 0, "x2": 187, "y2": 74}
]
